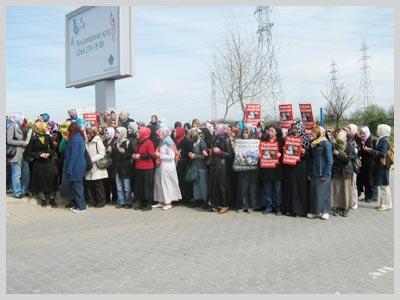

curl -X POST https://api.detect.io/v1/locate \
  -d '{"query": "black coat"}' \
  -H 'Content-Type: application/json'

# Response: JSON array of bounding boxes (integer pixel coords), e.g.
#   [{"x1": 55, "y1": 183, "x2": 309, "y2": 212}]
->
[
  {"x1": 112, "y1": 140, "x2": 134, "y2": 179},
  {"x1": 372, "y1": 137, "x2": 390, "y2": 186},
  {"x1": 258, "y1": 137, "x2": 284, "y2": 181}
]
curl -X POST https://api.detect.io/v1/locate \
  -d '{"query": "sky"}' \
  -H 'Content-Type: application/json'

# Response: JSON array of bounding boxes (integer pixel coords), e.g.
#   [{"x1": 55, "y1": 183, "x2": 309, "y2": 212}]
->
[{"x1": 6, "y1": 5, "x2": 394, "y2": 124}]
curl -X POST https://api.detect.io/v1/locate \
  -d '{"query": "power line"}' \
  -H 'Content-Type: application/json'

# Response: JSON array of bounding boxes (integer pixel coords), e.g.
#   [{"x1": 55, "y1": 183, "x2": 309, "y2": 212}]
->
[{"x1": 358, "y1": 38, "x2": 375, "y2": 111}]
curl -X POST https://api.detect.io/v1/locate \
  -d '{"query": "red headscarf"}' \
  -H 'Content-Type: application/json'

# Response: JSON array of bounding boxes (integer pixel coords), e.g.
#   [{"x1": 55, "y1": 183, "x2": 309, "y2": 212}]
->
[
  {"x1": 139, "y1": 127, "x2": 151, "y2": 142},
  {"x1": 174, "y1": 127, "x2": 186, "y2": 145}
]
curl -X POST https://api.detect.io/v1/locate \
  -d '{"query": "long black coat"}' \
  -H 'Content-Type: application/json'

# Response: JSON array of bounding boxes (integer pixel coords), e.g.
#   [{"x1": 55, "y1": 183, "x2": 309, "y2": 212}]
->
[
  {"x1": 371, "y1": 137, "x2": 390, "y2": 186},
  {"x1": 356, "y1": 135, "x2": 375, "y2": 187},
  {"x1": 176, "y1": 138, "x2": 193, "y2": 201},
  {"x1": 112, "y1": 140, "x2": 134, "y2": 179},
  {"x1": 24, "y1": 134, "x2": 54, "y2": 194},
  {"x1": 208, "y1": 134, "x2": 234, "y2": 208}
]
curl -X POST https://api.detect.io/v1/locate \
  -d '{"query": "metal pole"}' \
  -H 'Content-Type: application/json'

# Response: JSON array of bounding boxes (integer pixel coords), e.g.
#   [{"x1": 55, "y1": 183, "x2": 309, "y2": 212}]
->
[
  {"x1": 320, "y1": 107, "x2": 324, "y2": 127},
  {"x1": 95, "y1": 80, "x2": 116, "y2": 113}
]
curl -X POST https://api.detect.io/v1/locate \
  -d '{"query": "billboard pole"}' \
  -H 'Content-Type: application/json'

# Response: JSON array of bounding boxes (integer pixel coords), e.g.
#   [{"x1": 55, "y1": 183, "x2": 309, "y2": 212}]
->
[{"x1": 95, "y1": 80, "x2": 116, "y2": 113}]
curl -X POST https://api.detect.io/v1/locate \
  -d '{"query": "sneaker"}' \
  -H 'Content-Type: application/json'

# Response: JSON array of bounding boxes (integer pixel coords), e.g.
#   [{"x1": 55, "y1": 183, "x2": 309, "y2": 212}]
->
[
  {"x1": 65, "y1": 202, "x2": 74, "y2": 208},
  {"x1": 94, "y1": 204, "x2": 105, "y2": 208},
  {"x1": 377, "y1": 207, "x2": 390, "y2": 211},
  {"x1": 247, "y1": 209, "x2": 254, "y2": 214},
  {"x1": 151, "y1": 203, "x2": 164, "y2": 208},
  {"x1": 162, "y1": 204, "x2": 172, "y2": 210},
  {"x1": 72, "y1": 209, "x2": 86, "y2": 214},
  {"x1": 340, "y1": 210, "x2": 349, "y2": 217},
  {"x1": 275, "y1": 211, "x2": 282, "y2": 216},
  {"x1": 69, "y1": 207, "x2": 76, "y2": 211},
  {"x1": 307, "y1": 213, "x2": 317, "y2": 219},
  {"x1": 351, "y1": 203, "x2": 358, "y2": 210},
  {"x1": 140, "y1": 206, "x2": 152, "y2": 211},
  {"x1": 320, "y1": 213, "x2": 329, "y2": 220},
  {"x1": 125, "y1": 204, "x2": 133, "y2": 209},
  {"x1": 263, "y1": 209, "x2": 272, "y2": 215},
  {"x1": 237, "y1": 209, "x2": 244, "y2": 214},
  {"x1": 116, "y1": 204, "x2": 125, "y2": 209}
]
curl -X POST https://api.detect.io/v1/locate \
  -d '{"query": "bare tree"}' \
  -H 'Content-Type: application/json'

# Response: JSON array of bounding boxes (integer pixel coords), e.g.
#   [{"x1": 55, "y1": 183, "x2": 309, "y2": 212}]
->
[
  {"x1": 321, "y1": 84, "x2": 356, "y2": 129},
  {"x1": 210, "y1": 22, "x2": 272, "y2": 121}
]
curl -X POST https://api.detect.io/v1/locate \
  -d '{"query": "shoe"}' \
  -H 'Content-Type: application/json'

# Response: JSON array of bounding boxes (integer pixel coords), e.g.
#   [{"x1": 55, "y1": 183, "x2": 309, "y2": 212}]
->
[
  {"x1": 237, "y1": 209, "x2": 243, "y2": 214},
  {"x1": 151, "y1": 203, "x2": 164, "y2": 208},
  {"x1": 69, "y1": 207, "x2": 76, "y2": 211},
  {"x1": 41, "y1": 200, "x2": 47, "y2": 207},
  {"x1": 94, "y1": 204, "x2": 105, "y2": 208},
  {"x1": 65, "y1": 202, "x2": 74, "y2": 208},
  {"x1": 218, "y1": 207, "x2": 229, "y2": 214},
  {"x1": 162, "y1": 204, "x2": 172, "y2": 210},
  {"x1": 50, "y1": 199, "x2": 57, "y2": 208},
  {"x1": 125, "y1": 204, "x2": 133, "y2": 209},
  {"x1": 320, "y1": 213, "x2": 330, "y2": 220},
  {"x1": 263, "y1": 209, "x2": 272, "y2": 215},
  {"x1": 72, "y1": 209, "x2": 86, "y2": 213},
  {"x1": 377, "y1": 207, "x2": 390, "y2": 211},
  {"x1": 141, "y1": 206, "x2": 152, "y2": 211},
  {"x1": 307, "y1": 213, "x2": 317, "y2": 219},
  {"x1": 24, "y1": 192, "x2": 31, "y2": 197},
  {"x1": 15, "y1": 194, "x2": 23, "y2": 199},
  {"x1": 275, "y1": 211, "x2": 282, "y2": 216},
  {"x1": 201, "y1": 202, "x2": 209, "y2": 210},
  {"x1": 116, "y1": 204, "x2": 125, "y2": 209},
  {"x1": 6, "y1": 188, "x2": 13, "y2": 194},
  {"x1": 340, "y1": 210, "x2": 348, "y2": 217},
  {"x1": 351, "y1": 204, "x2": 358, "y2": 210},
  {"x1": 247, "y1": 209, "x2": 254, "y2": 214}
]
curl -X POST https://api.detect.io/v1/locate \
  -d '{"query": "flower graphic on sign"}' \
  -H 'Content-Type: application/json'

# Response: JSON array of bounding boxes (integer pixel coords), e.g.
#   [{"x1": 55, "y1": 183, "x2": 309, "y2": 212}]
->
[
  {"x1": 110, "y1": 12, "x2": 116, "y2": 43},
  {"x1": 72, "y1": 17, "x2": 85, "y2": 35},
  {"x1": 73, "y1": 18, "x2": 79, "y2": 34},
  {"x1": 108, "y1": 54, "x2": 114, "y2": 66}
]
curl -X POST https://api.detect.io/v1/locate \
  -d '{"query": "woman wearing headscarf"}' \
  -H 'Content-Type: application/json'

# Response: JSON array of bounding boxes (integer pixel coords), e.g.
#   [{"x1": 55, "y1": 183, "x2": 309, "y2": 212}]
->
[
  {"x1": 64, "y1": 122, "x2": 87, "y2": 213},
  {"x1": 133, "y1": 126, "x2": 156, "y2": 211},
  {"x1": 7, "y1": 113, "x2": 31, "y2": 199},
  {"x1": 330, "y1": 129, "x2": 357, "y2": 217},
  {"x1": 235, "y1": 125, "x2": 259, "y2": 214},
  {"x1": 281, "y1": 121, "x2": 311, "y2": 217},
  {"x1": 259, "y1": 125, "x2": 284, "y2": 215},
  {"x1": 148, "y1": 114, "x2": 160, "y2": 149},
  {"x1": 59, "y1": 121, "x2": 74, "y2": 207},
  {"x1": 307, "y1": 125, "x2": 334, "y2": 220},
  {"x1": 363, "y1": 124, "x2": 392, "y2": 211},
  {"x1": 355, "y1": 126, "x2": 377, "y2": 203},
  {"x1": 345, "y1": 124, "x2": 360, "y2": 210},
  {"x1": 103, "y1": 127, "x2": 118, "y2": 204},
  {"x1": 152, "y1": 126, "x2": 182, "y2": 210},
  {"x1": 24, "y1": 121, "x2": 55, "y2": 207},
  {"x1": 127, "y1": 121, "x2": 139, "y2": 198},
  {"x1": 188, "y1": 127, "x2": 209, "y2": 208},
  {"x1": 208, "y1": 123, "x2": 234, "y2": 214},
  {"x1": 111, "y1": 127, "x2": 134, "y2": 209},
  {"x1": 85, "y1": 128, "x2": 108, "y2": 208},
  {"x1": 174, "y1": 126, "x2": 193, "y2": 206}
]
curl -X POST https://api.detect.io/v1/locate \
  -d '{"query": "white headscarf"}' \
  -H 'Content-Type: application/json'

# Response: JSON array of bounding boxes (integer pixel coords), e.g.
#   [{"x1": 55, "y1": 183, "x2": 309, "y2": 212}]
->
[
  {"x1": 376, "y1": 124, "x2": 391, "y2": 144},
  {"x1": 105, "y1": 127, "x2": 115, "y2": 140},
  {"x1": 116, "y1": 127, "x2": 128, "y2": 144},
  {"x1": 10, "y1": 113, "x2": 24, "y2": 127},
  {"x1": 360, "y1": 126, "x2": 370, "y2": 142}
]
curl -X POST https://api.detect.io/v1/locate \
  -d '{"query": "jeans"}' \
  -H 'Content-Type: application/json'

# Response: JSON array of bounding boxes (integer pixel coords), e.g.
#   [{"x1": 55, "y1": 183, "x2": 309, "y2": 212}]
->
[
  {"x1": 116, "y1": 173, "x2": 132, "y2": 205},
  {"x1": 263, "y1": 180, "x2": 282, "y2": 212},
  {"x1": 10, "y1": 162, "x2": 30, "y2": 197},
  {"x1": 70, "y1": 180, "x2": 86, "y2": 210}
]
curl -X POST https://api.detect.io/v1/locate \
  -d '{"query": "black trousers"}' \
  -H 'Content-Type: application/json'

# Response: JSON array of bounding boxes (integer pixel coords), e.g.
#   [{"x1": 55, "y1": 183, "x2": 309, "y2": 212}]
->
[
  {"x1": 103, "y1": 177, "x2": 117, "y2": 203},
  {"x1": 88, "y1": 179, "x2": 106, "y2": 206}
]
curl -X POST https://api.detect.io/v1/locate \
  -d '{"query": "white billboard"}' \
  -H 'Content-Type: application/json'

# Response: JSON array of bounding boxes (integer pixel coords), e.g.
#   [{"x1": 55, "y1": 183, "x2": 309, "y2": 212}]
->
[{"x1": 65, "y1": 6, "x2": 134, "y2": 88}]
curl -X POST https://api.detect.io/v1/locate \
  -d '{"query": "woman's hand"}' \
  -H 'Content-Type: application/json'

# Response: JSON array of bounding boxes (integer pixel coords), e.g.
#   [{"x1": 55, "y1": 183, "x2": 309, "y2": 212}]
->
[
  {"x1": 40, "y1": 153, "x2": 49, "y2": 159},
  {"x1": 118, "y1": 146, "x2": 125, "y2": 154},
  {"x1": 188, "y1": 152, "x2": 195, "y2": 159},
  {"x1": 333, "y1": 149, "x2": 339, "y2": 155},
  {"x1": 132, "y1": 154, "x2": 140, "y2": 160},
  {"x1": 212, "y1": 147, "x2": 221, "y2": 154},
  {"x1": 155, "y1": 152, "x2": 160, "y2": 159},
  {"x1": 277, "y1": 152, "x2": 282, "y2": 158}
]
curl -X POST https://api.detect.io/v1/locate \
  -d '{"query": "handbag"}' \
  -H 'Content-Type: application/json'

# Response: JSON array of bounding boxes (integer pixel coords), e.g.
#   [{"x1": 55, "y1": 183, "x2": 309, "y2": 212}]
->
[
  {"x1": 352, "y1": 157, "x2": 362, "y2": 174},
  {"x1": 84, "y1": 148, "x2": 93, "y2": 171},
  {"x1": 183, "y1": 162, "x2": 200, "y2": 183},
  {"x1": 6, "y1": 144, "x2": 17, "y2": 159},
  {"x1": 94, "y1": 142, "x2": 112, "y2": 170}
]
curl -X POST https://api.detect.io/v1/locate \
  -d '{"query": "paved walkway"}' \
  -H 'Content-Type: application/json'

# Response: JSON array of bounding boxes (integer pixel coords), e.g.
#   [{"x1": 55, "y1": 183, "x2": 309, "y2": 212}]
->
[{"x1": 6, "y1": 187, "x2": 393, "y2": 294}]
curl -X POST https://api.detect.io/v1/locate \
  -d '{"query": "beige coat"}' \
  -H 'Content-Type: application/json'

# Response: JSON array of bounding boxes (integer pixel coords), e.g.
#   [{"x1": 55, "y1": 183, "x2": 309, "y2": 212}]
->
[{"x1": 85, "y1": 135, "x2": 108, "y2": 181}]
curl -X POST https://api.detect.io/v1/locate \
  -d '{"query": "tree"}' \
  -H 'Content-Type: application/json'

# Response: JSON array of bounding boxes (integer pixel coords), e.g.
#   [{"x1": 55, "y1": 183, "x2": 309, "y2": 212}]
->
[
  {"x1": 321, "y1": 83, "x2": 356, "y2": 129},
  {"x1": 210, "y1": 22, "x2": 272, "y2": 121},
  {"x1": 361, "y1": 104, "x2": 388, "y2": 134}
]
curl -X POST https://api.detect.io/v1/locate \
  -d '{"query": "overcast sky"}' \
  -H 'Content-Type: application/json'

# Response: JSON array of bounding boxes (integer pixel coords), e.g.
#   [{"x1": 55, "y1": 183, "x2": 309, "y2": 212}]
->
[{"x1": 6, "y1": 5, "x2": 394, "y2": 124}]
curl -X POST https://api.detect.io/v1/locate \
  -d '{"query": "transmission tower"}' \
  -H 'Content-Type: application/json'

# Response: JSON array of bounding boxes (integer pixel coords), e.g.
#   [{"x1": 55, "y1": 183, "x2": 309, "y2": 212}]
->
[
  {"x1": 359, "y1": 38, "x2": 374, "y2": 112},
  {"x1": 254, "y1": 5, "x2": 284, "y2": 120},
  {"x1": 330, "y1": 58, "x2": 338, "y2": 91},
  {"x1": 211, "y1": 70, "x2": 217, "y2": 121}
]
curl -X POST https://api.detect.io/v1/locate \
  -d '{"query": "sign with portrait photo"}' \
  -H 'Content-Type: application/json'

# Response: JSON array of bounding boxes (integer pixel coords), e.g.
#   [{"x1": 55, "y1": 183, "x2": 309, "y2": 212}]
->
[
  {"x1": 279, "y1": 104, "x2": 294, "y2": 128},
  {"x1": 299, "y1": 103, "x2": 315, "y2": 130},
  {"x1": 259, "y1": 141, "x2": 279, "y2": 168},
  {"x1": 282, "y1": 136, "x2": 302, "y2": 165},
  {"x1": 233, "y1": 139, "x2": 260, "y2": 171},
  {"x1": 244, "y1": 103, "x2": 262, "y2": 126}
]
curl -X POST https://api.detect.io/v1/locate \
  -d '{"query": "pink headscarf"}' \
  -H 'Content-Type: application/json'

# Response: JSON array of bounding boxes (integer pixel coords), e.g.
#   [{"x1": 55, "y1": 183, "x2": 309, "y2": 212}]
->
[
  {"x1": 347, "y1": 124, "x2": 358, "y2": 136},
  {"x1": 215, "y1": 123, "x2": 228, "y2": 136}
]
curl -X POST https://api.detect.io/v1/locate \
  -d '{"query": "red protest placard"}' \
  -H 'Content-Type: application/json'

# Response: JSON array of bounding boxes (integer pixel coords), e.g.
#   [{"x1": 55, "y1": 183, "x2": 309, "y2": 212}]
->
[
  {"x1": 282, "y1": 136, "x2": 302, "y2": 165},
  {"x1": 279, "y1": 104, "x2": 293, "y2": 128},
  {"x1": 259, "y1": 141, "x2": 280, "y2": 168},
  {"x1": 299, "y1": 103, "x2": 315, "y2": 130},
  {"x1": 244, "y1": 103, "x2": 262, "y2": 126},
  {"x1": 82, "y1": 113, "x2": 98, "y2": 128}
]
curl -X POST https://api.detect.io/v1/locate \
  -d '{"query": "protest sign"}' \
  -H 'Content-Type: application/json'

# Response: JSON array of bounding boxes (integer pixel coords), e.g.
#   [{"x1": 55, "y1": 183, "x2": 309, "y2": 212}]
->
[
  {"x1": 82, "y1": 113, "x2": 98, "y2": 128},
  {"x1": 259, "y1": 141, "x2": 280, "y2": 168},
  {"x1": 244, "y1": 103, "x2": 262, "y2": 126},
  {"x1": 299, "y1": 103, "x2": 315, "y2": 130},
  {"x1": 233, "y1": 139, "x2": 260, "y2": 171},
  {"x1": 279, "y1": 104, "x2": 294, "y2": 128},
  {"x1": 282, "y1": 136, "x2": 302, "y2": 165}
]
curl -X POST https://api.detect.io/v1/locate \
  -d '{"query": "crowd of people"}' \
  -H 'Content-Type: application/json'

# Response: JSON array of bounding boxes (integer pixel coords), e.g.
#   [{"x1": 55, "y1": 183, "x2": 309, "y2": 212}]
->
[{"x1": 6, "y1": 109, "x2": 393, "y2": 219}]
